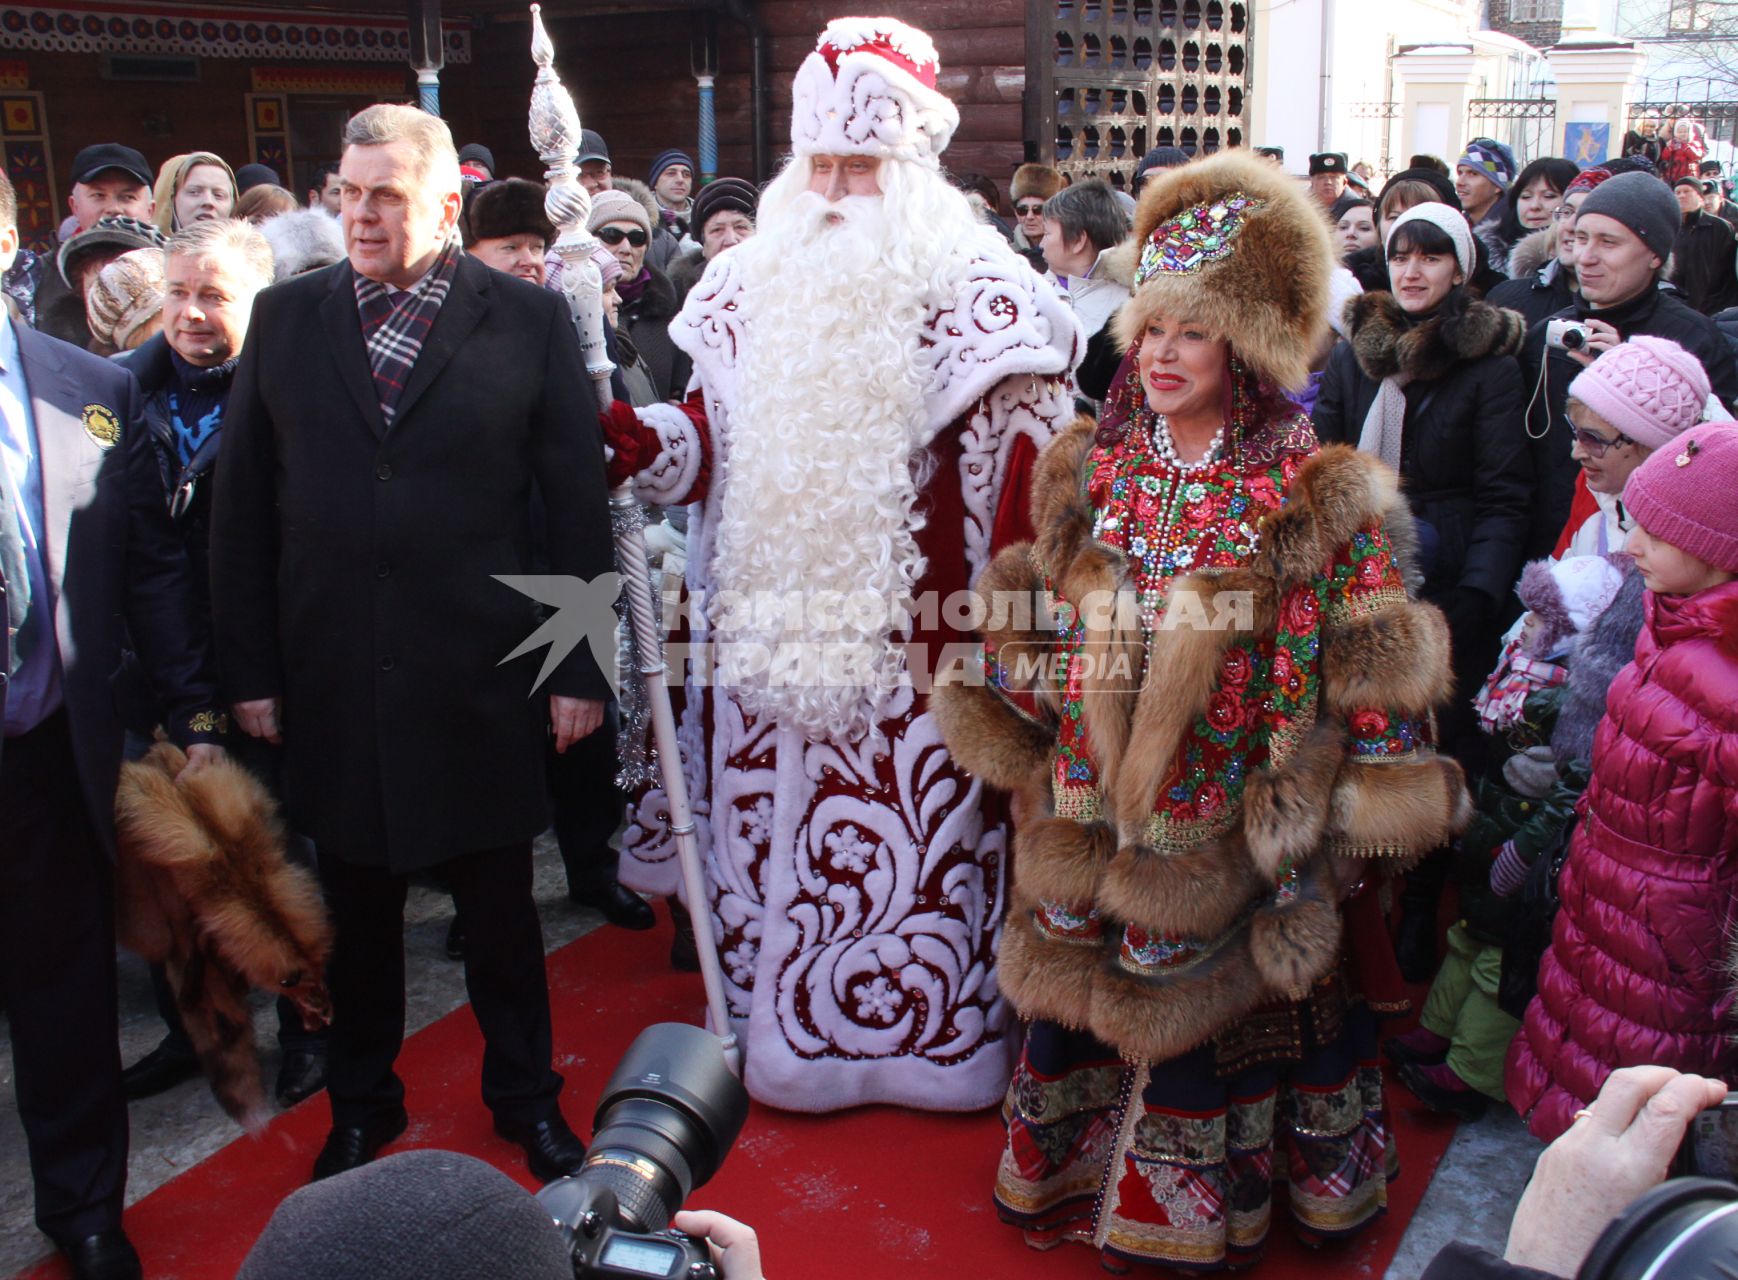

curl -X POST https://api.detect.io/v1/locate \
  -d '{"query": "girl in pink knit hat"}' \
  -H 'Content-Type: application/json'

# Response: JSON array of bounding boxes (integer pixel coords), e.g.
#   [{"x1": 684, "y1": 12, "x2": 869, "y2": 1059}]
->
[
  {"x1": 1559, "y1": 335, "x2": 1713, "y2": 559},
  {"x1": 1506, "y1": 424, "x2": 1738, "y2": 1141}
]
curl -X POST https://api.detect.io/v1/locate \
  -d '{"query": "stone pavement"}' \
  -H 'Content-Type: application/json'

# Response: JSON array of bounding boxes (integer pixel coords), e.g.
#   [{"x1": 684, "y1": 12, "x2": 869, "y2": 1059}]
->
[{"x1": 0, "y1": 836, "x2": 1545, "y2": 1277}]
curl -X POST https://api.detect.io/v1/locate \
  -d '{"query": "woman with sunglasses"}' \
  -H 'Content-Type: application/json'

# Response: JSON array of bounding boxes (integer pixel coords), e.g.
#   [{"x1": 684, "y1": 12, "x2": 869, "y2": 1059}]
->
[
  {"x1": 1008, "y1": 162, "x2": 1062, "y2": 272},
  {"x1": 587, "y1": 188, "x2": 691, "y2": 401}
]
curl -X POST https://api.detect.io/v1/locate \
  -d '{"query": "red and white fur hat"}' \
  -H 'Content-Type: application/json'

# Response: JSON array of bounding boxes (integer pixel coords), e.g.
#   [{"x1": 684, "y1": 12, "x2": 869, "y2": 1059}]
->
[{"x1": 789, "y1": 17, "x2": 960, "y2": 167}]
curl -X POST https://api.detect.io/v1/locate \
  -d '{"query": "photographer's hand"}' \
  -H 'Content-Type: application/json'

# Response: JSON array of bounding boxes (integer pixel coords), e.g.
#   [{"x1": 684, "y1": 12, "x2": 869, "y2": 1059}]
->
[
  {"x1": 672, "y1": 1210, "x2": 764, "y2": 1280},
  {"x1": 1503, "y1": 1066, "x2": 1728, "y2": 1277},
  {"x1": 1567, "y1": 318, "x2": 1621, "y2": 367}
]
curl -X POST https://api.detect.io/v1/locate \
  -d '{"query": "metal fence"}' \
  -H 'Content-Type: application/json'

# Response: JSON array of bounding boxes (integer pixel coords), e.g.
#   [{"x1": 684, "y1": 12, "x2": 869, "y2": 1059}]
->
[
  {"x1": 1625, "y1": 99, "x2": 1738, "y2": 148},
  {"x1": 1348, "y1": 101, "x2": 1402, "y2": 179},
  {"x1": 1466, "y1": 97, "x2": 1558, "y2": 166}
]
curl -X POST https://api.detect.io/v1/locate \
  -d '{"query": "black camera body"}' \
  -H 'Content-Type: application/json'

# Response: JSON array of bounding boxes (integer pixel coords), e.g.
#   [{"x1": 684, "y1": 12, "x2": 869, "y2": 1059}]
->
[
  {"x1": 537, "y1": 1023, "x2": 749, "y2": 1280},
  {"x1": 539, "y1": 1176, "x2": 714, "y2": 1278}
]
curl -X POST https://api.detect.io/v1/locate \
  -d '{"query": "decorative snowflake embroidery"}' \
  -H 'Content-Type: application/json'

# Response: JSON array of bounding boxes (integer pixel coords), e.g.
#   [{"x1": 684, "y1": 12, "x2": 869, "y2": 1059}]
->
[
  {"x1": 739, "y1": 796, "x2": 774, "y2": 847},
  {"x1": 724, "y1": 942, "x2": 758, "y2": 987},
  {"x1": 824, "y1": 825, "x2": 879, "y2": 875},
  {"x1": 1136, "y1": 193, "x2": 1266, "y2": 284},
  {"x1": 855, "y1": 975, "x2": 905, "y2": 1024}
]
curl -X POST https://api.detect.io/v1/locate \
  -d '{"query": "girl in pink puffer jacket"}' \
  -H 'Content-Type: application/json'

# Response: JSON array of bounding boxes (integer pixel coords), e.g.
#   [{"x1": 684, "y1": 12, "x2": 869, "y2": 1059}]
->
[{"x1": 1505, "y1": 425, "x2": 1738, "y2": 1141}]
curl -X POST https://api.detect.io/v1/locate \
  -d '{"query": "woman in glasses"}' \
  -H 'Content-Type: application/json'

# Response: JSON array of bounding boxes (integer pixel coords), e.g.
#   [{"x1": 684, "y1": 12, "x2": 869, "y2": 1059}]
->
[
  {"x1": 1558, "y1": 336, "x2": 1713, "y2": 560},
  {"x1": 587, "y1": 188, "x2": 691, "y2": 401},
  {"x1": 1008, "y1": 163, "x2": 1062, "y2": 272}
]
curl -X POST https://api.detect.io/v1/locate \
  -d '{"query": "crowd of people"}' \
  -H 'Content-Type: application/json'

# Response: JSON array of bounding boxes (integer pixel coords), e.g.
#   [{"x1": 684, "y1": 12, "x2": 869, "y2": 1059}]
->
[{"x1": 3, "y1": 14, "x2": 1738, "y2": 1280}]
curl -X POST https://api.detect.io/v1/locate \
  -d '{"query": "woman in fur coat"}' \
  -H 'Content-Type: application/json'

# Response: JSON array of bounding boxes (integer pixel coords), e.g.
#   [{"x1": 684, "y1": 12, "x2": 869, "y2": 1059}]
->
[
  {"x1": 1312, "y1": 204, "x2": 1534, "y2": 769},
  {"x1": 935, "y1": 152, "x2": 1470, "y2": 1272}
]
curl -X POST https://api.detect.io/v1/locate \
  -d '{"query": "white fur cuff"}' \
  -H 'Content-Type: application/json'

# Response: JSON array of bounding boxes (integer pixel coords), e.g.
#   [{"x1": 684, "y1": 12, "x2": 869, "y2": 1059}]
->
[{"x1": 632, "y1": 402, "x2": 704, "y2": 506}]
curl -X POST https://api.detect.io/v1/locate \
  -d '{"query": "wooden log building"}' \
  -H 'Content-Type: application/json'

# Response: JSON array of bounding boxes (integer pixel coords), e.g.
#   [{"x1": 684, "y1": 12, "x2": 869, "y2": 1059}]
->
[{"x1": 0, "y1": 0, "x2": 1253, "y2": 251}]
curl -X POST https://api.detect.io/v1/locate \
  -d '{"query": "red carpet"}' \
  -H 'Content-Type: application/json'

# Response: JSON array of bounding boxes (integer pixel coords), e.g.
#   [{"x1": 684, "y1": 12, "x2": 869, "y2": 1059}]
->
[{"x1": 15, "y1": 908, "x2": 1458, "y2": 1279}]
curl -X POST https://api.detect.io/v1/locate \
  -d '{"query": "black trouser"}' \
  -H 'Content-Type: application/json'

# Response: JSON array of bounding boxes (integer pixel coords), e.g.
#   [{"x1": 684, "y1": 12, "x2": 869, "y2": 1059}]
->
[
  {"x1": 546, "y1": 705, "x2": 626, "y2": 898},
  {"x1": 319, "y1": 841, "x2": 561, "y2": 1129},
  {"x1": 0, "y1": 712, "x2": 128, "y2": 1243}
]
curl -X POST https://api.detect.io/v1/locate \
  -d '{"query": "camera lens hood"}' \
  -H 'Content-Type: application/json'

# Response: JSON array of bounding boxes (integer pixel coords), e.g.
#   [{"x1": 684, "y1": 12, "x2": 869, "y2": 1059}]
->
[
  {"x1": 1579, "y1": 1177, "x2": 1738, "y2": 1280},
  {"x1": 593, "y1": 1023, "x2": 749, "y2": 1188}
]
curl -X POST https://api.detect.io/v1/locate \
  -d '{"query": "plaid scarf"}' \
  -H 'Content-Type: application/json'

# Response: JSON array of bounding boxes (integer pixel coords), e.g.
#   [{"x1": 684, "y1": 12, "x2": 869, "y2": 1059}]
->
[
  {"x1": 353, "y1": 238, "x2": 461, "y2": 426},
  {"x1": 1474, "y1": 637, "x2": 1568, "y2": 734}
]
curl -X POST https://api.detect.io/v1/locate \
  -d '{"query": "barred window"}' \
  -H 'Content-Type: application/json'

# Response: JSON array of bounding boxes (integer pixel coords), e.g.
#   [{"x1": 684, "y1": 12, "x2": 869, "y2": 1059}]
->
[
  {"x1": 1509, "y1": 0, "x2": 1563, "y2": 21},
  {"x1": 1667, "y1": 0, "x2": 1713, "y2": 29}
]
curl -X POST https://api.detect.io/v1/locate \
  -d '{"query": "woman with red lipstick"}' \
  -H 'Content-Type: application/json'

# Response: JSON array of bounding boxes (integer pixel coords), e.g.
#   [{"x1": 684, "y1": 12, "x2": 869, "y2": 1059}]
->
[{"x1": 938, "y1": 152, "x2": 1470, "y2": 1273}]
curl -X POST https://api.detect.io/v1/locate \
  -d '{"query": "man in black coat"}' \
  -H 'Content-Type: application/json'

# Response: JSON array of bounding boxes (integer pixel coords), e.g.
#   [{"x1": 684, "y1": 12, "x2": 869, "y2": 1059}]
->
[
  {"x1": 210, "y1": 104, "x2": 615, "y2": 1184},
  {"x1": 1518, "y1": 172, "x2": 1738, "y2": 561},
  {"x1": 0, "y1": 172, "x2": 224, "y2": 1280},
  {"x1": 113, "y1": 217, "x2": 332, "y2": 1108},
  {"x1": 1670, "y1": 175, "x2": 1738, "y2": 317}
]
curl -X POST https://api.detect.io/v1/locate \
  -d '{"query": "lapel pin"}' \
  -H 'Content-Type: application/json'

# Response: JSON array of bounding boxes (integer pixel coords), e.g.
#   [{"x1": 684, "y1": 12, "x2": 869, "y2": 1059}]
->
[{"x1": 1676, "y1": 438, "x2": 1701, "y2": 467}]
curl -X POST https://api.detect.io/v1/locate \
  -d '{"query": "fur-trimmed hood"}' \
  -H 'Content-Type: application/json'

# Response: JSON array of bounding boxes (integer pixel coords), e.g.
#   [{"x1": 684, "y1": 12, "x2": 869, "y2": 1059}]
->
[
  {"x1": 936, "y1": 418, "x2": 1469, "y2": 1065},
  {"x1": 1343, "y1": 290, "x2": 1526, "y2": 384},
  {"x1": 1507, "y1": 226, "x2": 1556, "y2": 281},
  {"x1": 115, "y1": 742, "x2": 332, "y2": 1130}
]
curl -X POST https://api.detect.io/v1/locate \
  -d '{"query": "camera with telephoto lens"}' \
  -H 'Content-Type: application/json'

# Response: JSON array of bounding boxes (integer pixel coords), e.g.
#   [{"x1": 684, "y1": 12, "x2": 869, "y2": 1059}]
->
[
  {"x1": 1547, "y1": 319, "x2": 1593, "y2": 352},
  {"x1": 537, "y1": 1023, "x2": 749, "y2": 1279}
]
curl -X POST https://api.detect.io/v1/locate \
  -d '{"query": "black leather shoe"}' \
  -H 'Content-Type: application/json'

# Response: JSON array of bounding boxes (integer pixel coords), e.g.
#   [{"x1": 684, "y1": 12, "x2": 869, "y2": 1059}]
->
[
  {"x1": 121, "y1": 1038, "x2": 200, "y2": 1100},
  {"x1": 60, "y1": 1228, "x2": 141, "y2": 1280},
  {"x1": 570, "y1": 881, "x2": 655, "y2": 931},
  {"x1": 495, "y1": 1112, "x2": 588, "y2": 1182},
  {"x1": 310, "y1": 1106, "x2": 409, "y2": 1182},
  {"x1": 445, "y1": 916, "x2": 465, "y2": 961},
  {"x1": 275, "y1": 1046, "x2": 330, "y2": 1107}
]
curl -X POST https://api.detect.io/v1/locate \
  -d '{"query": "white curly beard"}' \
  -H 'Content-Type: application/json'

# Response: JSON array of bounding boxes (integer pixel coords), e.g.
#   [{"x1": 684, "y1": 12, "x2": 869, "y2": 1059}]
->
[{"x1": 708, "y1": 166, "x2": 984, "y2": 743}]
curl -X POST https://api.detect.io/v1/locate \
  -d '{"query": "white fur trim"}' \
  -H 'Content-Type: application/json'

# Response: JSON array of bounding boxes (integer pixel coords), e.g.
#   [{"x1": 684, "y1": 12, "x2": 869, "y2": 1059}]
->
[
  {"x1": 672, "y1": 243, "x2": 1082, "y2": 439},
  {"x1": 958, "y1": 373, "x2": 1076, "y2": 581},
  {"x1": 925, "y1": 253, "x2": 1085, "y2": 431},
  {"x1": 629, "y1": 402, "x2": 704, "y2": 506},
  {"x1": 789, "y1": 37, "x2": 959, "y2": 165}
]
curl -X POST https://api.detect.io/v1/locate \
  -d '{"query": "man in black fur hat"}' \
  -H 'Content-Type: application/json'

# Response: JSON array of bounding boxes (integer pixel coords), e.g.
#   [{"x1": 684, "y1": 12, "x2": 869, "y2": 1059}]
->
[{"x1": 460, "y1": 177, "x2": 554, "y2": 286}]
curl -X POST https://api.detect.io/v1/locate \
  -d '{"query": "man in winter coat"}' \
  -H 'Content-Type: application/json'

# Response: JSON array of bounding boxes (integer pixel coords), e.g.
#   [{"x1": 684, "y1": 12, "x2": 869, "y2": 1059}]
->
[
  {"x1": 113, "y1": 217, "x2": 330, "y2": 1108},
  {"x1": 32, "y1": 145, "x2": 156, "y2": 349},
  {"x1": 1671, "y1": 175, "x2": 1738, "y2": 316},
  {"x1": 1517, "y1": 172, "x2": 1738, "y2": 562},
  {"x1": 210, "y1": 105, "x2": 613, "y2": 1184},
  {"x1": 1, "y1": 169, "x2": 224, "y2": 1280},
  {"x1": 602, "y1": 17, "x2": 1082, "y2": 1112}
]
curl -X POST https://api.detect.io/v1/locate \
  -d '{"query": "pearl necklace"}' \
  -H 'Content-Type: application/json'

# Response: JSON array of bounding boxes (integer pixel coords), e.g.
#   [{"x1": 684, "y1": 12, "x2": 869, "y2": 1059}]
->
[{"x1": 1149, "y1": 411, "x2": 1226, "y2": 473}]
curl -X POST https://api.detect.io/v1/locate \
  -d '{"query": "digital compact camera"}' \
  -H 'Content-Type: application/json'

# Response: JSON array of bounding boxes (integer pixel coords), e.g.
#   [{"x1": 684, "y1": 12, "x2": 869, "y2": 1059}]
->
[{"x1": 1546, "y1": 319, "x2": 1593, "y2": 352}]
